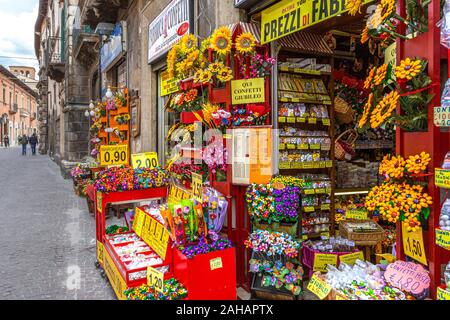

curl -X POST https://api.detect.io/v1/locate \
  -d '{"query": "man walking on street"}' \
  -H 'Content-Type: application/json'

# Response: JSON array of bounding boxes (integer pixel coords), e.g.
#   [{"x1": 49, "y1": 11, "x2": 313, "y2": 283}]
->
[
  {"x1": 3, "y1": 135, "x2": 9, "y2": 148},
  {"x1": 19, "y1": 134, "x2": 28, "y2": 155},
  {"x1": 29, "y1": 133, "x2": 38, "y2": 156}
]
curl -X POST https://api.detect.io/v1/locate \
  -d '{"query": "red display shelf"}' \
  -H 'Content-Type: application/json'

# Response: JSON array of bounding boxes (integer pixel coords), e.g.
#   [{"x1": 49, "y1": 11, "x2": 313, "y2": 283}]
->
[{"x1": 173, "y1": 247, "x2": 236, "y2": 300}]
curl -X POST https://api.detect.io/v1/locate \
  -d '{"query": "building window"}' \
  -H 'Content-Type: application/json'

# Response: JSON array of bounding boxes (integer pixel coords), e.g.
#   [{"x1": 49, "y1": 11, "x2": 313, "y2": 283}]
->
[{"x1": 2, "y1": 88, "x2": 5, "y2": 103}]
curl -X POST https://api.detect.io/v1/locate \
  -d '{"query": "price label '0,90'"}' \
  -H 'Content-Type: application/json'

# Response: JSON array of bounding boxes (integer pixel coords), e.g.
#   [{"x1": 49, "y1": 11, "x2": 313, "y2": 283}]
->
[{"x1": 100, "y1": 144, "x2": 129, "y2": 166}]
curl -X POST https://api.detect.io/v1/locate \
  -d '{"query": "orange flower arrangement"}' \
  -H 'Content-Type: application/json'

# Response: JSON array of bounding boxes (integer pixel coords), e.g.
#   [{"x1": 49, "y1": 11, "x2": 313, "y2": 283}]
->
[
  {"x1": 358, "y1": 93, "x2": 373, "y2": 128},
  {"x1": 395, "y1": 58, "x2": 422, "y2": 80},
  {"x1": 361, "y1": 27, "x2": 369, "y2": 44},
  {"x1": 373, "y1": 64, "x2": 388, "y2": 86},
  {"x1": 364, "y1": 67, "x2": 376, "y2": 90},
  {"x1": 183, "y1": 89, "x2": 198, "y2": 103},
  {"x1": 405, "y1": 152, "x2": 431, "y2": 174},
  {"x1": 379, "y1": 154, "x2": 405, "y2": 180}
]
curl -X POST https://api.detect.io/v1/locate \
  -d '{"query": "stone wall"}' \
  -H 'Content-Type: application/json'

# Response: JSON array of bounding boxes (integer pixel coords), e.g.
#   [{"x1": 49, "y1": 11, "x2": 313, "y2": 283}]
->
[{"x1": 64, "y1": 108, "x2": 89, "y2": 161}]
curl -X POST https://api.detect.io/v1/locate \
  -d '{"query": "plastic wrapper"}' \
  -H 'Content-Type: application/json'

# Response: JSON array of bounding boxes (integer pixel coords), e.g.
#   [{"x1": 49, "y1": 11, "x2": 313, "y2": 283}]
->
[
  {"x1": 445, "y1": 262, "x2": 450, "y2": 288},
  {"x1": 439, "y1": 199, "x2": 450, "y2": 231},
  {"x1": 438, "y1": 1, "x2": 450, "y2": 49}
]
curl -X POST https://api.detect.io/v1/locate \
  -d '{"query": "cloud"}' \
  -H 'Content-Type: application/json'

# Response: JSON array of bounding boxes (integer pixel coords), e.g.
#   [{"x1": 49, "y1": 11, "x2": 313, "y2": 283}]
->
[{"x1": 0, "y1": 0, "x2": 39, "y2": 74}]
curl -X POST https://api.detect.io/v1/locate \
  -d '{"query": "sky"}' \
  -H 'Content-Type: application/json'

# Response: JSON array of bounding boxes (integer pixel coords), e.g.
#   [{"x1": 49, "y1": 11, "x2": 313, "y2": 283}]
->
[{"x1": 0, "y1": 0, "x2": 39, "y2": 76}]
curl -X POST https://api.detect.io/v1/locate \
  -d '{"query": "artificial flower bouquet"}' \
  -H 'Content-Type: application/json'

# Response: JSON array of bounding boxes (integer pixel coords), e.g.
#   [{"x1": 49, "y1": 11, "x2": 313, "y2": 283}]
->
[
  {"x1": 114, "y1": 113, "x2": 130, "y2": 125},
  {"x1": 124, "y1": 278, "x2": 188, "y2": 300}
]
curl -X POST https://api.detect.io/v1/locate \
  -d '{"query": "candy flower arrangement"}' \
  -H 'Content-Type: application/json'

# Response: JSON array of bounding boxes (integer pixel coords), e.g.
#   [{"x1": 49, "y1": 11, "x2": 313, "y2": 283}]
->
[
  {"x1": 94, "y1": 166, "x2": 169, "y2": 192},
  {"x1": 244, "y1": 230, "x2": 301, "y2": 259},
  {"x1": 181, "y1": 237, "x2": 232, "y2": 259},
  {"x1": 124, "y1": 278, "x2": 188, "y2": 300},
  {"x1": 246, "y1": 183, "x2": 301, "y2": 223}
]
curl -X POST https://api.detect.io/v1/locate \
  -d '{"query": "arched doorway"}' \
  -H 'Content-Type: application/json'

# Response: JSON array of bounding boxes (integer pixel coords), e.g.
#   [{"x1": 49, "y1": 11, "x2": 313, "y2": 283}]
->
[{"x1": 0, "y1": 113, "x2": 8, "y2": 146}]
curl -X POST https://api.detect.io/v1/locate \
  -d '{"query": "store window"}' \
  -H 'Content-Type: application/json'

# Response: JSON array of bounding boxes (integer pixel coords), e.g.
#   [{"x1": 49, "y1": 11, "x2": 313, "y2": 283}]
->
[{"x1": 117, "y1": 60, "x2": 127, "y2": 89}]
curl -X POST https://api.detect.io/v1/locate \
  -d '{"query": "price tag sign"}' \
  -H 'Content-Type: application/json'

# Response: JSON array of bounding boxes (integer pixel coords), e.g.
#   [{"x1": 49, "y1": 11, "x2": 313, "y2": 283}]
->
[
  {"x1": 279, "y1": 162, "x2": 291, "y2": 169},
  {"x1": 191, "y1": 172, "x2": 203, "y2": 202},
  {"x1": 308, "y1": 118, "x2": 317, "y2": 124},
  {"x1": 132, "y1": 208, "x2": 145, "y2": 237},
  {"x1": 168, "y1": 184, "x2": 192, "y2": 204},
  {"x1": 131, "y1": 152, "x2": 159, "y2": 169},
  {"x1": 97, "y1": 241, "x2": 104, "y2": 265},
  {"x1": 321, "y1": 204, "x2": 331, "y2": 211},
  {"x1": 147, "y1": 266, "x2": 164, "y2": 293},
  {"x1": 313, "y1": 253, "x2": 338, "y2": 272},
  {"x1": 100, "y1": 144, "x2": 129, "y2": 166},
  {"x1": 435, "y1": 228, "x2": 450, "y2": 250},
  {"x1": 307, "y1": 274, "x2": 332, "y2": 300},
  {"x1": 315, "y1": 188, "x2": 326, "y2": 194},
  {"x1": 304, "y1": 206, "x2": 315, "y2": 213},
  {"x1": 385, "y1": 260, "x2": 430, "y2": 295},
  {"x1": 287, "y1": 143, "x2": 296, "y2": 150},
  {"x1": 437, "y1": 287, "x2": 450, "y2": 300},
  {"x1": 297, "y1": 117, "x2": 306, "y2": 123},
  {"x1": 96, "y1": 192, "x2": 102, "y2": 213},
  {"x1": 146, "y1": 216, "x2": 170, "y2": 260},
  {"x1": 339, "y1": 251, "x2": 364, "y2": 265},
  {"x1": 346, "y1": 209, "x2": 368, "y2": 220},
  {"x1": 298, "y1": 143, "x2": 309, "y2": 150},
  {"x1": 310, "y1": 143, "x2": 321, "y2": 150},
  {"x1": 402, "y1": 224, "x2": 427, "y2": 266},
  {"x1": 325, "y1": 160, "x2": 333, "y2": 168},
  {"x1": 286, "y1": 117, "x2": 296, "y2": 123},
  {"x1": 278, "y1": 116, "x2": 286, "y2": 123},
  {"x1": 279, "y1": 143, "x2": 286, "y2": 150},
  {"x1": 435, "y1": 168, "x2": 450, "y2": 189},
  {"x1": 210, "y1": 257, "x2": 223, "y2": 270},
  {"x1": 322, "y1": 118, "x2": 331, "y2": 126},
  {"x1": 434, "y1": 106, "x2": 450, "y2": 127},
  {"x1": 304, "y1": 189, "x2": 315, "y2": 195}
]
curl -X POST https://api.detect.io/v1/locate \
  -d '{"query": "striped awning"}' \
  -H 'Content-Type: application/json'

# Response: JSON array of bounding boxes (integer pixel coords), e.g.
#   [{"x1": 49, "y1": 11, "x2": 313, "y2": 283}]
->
[
  {"x1": 227, "y1": 22, "x2": 262, "y2": 44},
  {"x1": 277, "y1": 32, "x2": 333, "y2": 56}
]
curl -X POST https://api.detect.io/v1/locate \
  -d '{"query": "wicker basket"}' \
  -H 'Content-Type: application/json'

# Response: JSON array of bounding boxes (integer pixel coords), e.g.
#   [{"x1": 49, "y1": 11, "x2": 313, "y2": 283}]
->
[
  {"x1": 334, "y1": 129, "x2": 358, "y2": 161},
  {"x1": 339, "y1": 219, "x2": 385, "y2": 245},
  {"x1": 334, "y1": 96, "x2": 355, "y2": 124}
]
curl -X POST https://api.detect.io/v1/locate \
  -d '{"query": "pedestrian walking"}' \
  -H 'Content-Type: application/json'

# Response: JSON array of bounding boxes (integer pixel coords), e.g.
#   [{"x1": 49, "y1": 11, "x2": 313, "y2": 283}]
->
[
  {"x1": 19, "y1": 134, "x2": 28, "y2": 155},
  {"x1": 29, "y1": 133, "x2": 38, "y2": 156},
  {"x1": 3, "y1": 135, "x2": 9, "y2": 148}
]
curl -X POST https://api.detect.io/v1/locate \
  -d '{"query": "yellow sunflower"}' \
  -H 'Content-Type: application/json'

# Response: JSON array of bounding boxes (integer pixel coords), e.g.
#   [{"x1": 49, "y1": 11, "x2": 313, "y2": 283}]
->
[
  {"x1": 404, "y1": 217, "x2": 421, "y2": 233},
  {"x1": 216, "y1": 26, "x2": 232, "y2": 38},
  {"x1": 370, "y1": 90, "x2": 400, "y2": 128},
  {"x1": 217, "y1": 67, "x2": 233, "y2": 82},
  {"x1": 405, "y1": 152, "x2": 431, "y2": 174},
  {"x1": 364, "y1": 67, "x2": 376, "y2": 90},
  {"x1": 211, "y1": 29, "x2": 232, "y2": 56},
  {"x1": 358, "y1": 93, "x2": 373, "y2": 128},
  {"x1": 179, "y1": 34, "x2": 197, "y2": 54},
  {"x1": 208, "y1": 61, "x2": 224, "y2": 73},
  {"x1": 199, "y1": 70, "x2": 213, "y2": 83},
  {"x1": 175, "y1": 60, "x2": 187, "y2": 75},
  {"x1": 379, "y1": 0, "x2": 396, "y2": 22},
  {"x1": 395, "y1": 58, "x2": 422, "y2": 80},
  {"x1": 346, "y1": 0, "x2": 363, "y2": 16},
  {"x1": 193, "y1": 70, "x2": 203, "y2": 83},
  {"x1": 186, "y1": 49, "x2": 200, "y2": 63},
  {"x1": 361, "y1": 26, "x2": 369, "y2": 44},
  {"x1": 236, "y1": 32, "x2": 256, "y2": 55},
  {"x1": 374, "y1": 64, "x2": 388, "y2": 86}
]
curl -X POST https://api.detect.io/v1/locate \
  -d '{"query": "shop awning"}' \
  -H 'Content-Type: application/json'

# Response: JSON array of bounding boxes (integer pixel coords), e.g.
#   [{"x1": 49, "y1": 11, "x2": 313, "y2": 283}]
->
[
  {"x1": 228, "y1": 22, "x2": 262, "y2": 44},
  {"x1": 277, "y1": 32, "x2": 333, "y2": 56}
]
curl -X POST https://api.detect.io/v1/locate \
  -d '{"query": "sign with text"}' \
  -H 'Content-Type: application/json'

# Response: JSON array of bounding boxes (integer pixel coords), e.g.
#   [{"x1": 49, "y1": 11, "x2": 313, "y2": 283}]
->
[
  {"x1": 101, "y1": 22, "x2": 125, "y2": 72},
  {"x1": 132, "y1": 207, "x2": 145, "y2": 237},
  {"x1": 434, "y1": 106, "x2": 450, "y2": 127},
  {"x1": 148, "y1": 0, "x2": 193, "y2": 63},
  {"x1": 437, "y1": 287, "x2": 450, "y2": 300},
  {"x1": 131, "y1": 152, "x2": 159, "y2": 170},
  {"x1": 147, "y1": 266, "x2": 164, "y2": 293},
  {"x1": 140, "y1": 213, "x2": 170, "y2": 260},
  {"x1": 339, "y1": 251, "x2": 364, "y2": 265},
  {"x1": 160, "y1": 71, "x2": 180, "y2": 96},
  {"x1": 103, "y1": 248, "x2": 127, "y2": 300},
  {"x1": 261, "y1": 0, "x2": 374, "y2": 44},
  {"x1": 384, "y1": 260, "x2": 430, "y2": 295},
  {"x1": 307, "y1": 274, "x2": 332, "y2": 300},
  {"x1": 435, "y1": 168, "x2": 450, "y2": 189},
  {"x1": 210, "y1": 257, "x2": 223, "y2": 271},
  {"x1": 100, "y1": 144, "x2": 129, "y2": 166},
  {"x1": 313, "y1": 253, "x2": 338, "y2": 272},
  {"x1": 346, "y1": 209, "x2": 368, "y2": 220},
  {"x1": 96, "y1": 241, "x2": 104, "y2": 265},
  {"x1": 96, "y1": 192, "x2": 102, "y2": 213},
  {"x1": 231, "y1": 78, "x2": 265, "y2": 105},
  {"x1": 435, "y1": 228, "x2": 450, "y2": 251},
  {"x1": 402, "y1": 224, "x2": 427, "y2": 266},
  {"x1": 168, "y1": 183, "x2": 192, "y2": 204},
  {"x1": 191, "y1": 172, "x2": 203, "y2": 202}
]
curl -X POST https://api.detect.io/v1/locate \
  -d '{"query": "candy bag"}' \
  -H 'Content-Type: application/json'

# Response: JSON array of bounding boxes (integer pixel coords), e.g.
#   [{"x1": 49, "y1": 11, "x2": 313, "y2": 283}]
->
[
  {"x1": 440, "y1": 199, "x2": 450, "y2": 231},
  {"x1": 172, "y1": 205, "x2": 186, "y2": 246},
  {"x1": 438, "y1": 0, "x2": 450, "y2": 49}
]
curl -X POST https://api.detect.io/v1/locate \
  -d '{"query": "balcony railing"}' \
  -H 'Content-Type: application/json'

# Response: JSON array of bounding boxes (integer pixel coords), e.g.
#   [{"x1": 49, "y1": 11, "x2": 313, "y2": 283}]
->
[
  {"x1": 19, "y1": 108, "x2": 30, "y2": 118},
  {"x1": 73, "y1": 25, "x2": 99, "y2": 62},
  {"x1": 9, "y1": 103, "x2": 18, "y2": 114},
  {"x1": 48, "y1": 36, "x2": 64, "y2": 65}
]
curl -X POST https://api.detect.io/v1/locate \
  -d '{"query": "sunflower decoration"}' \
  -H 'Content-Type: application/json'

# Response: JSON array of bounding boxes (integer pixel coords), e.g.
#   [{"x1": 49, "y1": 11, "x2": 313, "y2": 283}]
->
[
  {"x1": 364, "y1": 67, "x2": 376, "y2": 90},
  {"x1": 184, "y1": 89, "x2": 198, "y2": 103},
  {"x1": 208, "y1": 61, "x2": 224, "y2": 74},
  {"x1": 370, "y1": 90, "x2": 400, "y2": 129},
  {"x1": 236, "y1": 32, "x2": 256, "y2": 55},
  {"x1": 167, "y1": 46, "x2": 178, "y2": 77},
  {"x1": 217, "y1": 67, "x2": 233, "y2": 82},
  {"x1": 186, "y1": 49, "x2": 200, "y2": 63},
  {"x1": 346, "y1": 0, "x2": 363, "y2": 16},
  {"x1": 379, "y1": 154, "x2": 406, "y2": 180},
  {"x1": 358, "y1": 93, "x2": 373, "y2": 128},
  {"x1": 199, "y1": 70, "x2": 213, "y2": 83},
  {"x1": 210, "y1": 27, "x2": 232, "y2": 56},
  {"x1": 179, "y1": 34, "x2": 198, "y2": 54},
  {"x1": 405, "y1": 152, "x2": 431, "y2": 174},
  {"x1": 395, "y1": 58, "x2": 422, "y2": 80},
  {"x1": 367, "y1": 5, "x2": 383, "y2": 30},
  {"x1": 404, "y1": 216, "x2": 421, "y2": 232},
  {"x1": 193, "y1": 70, "x2": 203, "y2": 83},
  {"x1": 373, "y1": 64, "x2": 388, "y2": 86},
  {"x1": 378, "y1": 0, "x2": 396, "y2": 22}
]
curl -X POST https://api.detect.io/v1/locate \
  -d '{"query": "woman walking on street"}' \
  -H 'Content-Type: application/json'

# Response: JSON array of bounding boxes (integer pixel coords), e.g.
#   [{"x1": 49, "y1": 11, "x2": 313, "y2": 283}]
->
[
  {"x1": 3, "y1": 135, "x2": 9, "y2": 148},
  {"x1": 19, "y1": 134, "x2": 28, "y2": 155}
]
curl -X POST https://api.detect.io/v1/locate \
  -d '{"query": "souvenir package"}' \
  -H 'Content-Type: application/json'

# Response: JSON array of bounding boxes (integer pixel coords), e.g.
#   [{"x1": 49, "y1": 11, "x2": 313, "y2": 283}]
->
[
  {"x1": 203, "y1": 187, "x2": 228, "y2": 233},
  {"x1": 303, "y1": 236, "x2": 356, "y2": 253},
  {"x1": 438, "y1": 0, "x2": 450, "y2": 49},
  {"x1": 445, "y1": 262, "x2": 450, "y2": 288},
  {"x1": 441, "y1": 151, "x2": 450, "y2": 169},
  {"x1": 439, "y1": 199, "x2": 450, "y2": 231}
]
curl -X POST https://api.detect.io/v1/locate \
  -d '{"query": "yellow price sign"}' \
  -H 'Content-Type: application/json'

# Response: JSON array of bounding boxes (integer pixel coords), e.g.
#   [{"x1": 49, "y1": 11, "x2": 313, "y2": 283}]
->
[
  {"x1": 307, "y1": 274, "x2": 332, "y2": 300},
  {"x1": 321, "y1": 204, "x2": 330, "y2": 211},
  {"x1": 435, "y1": 228, "x2": 450, "y2": 250},
  {"x1": 96, "y1": 192, "x2": 102, "y2": 213},
  {"x1": 100, "y1": 144, "x2": 129, "y2": 166},
  {"x1": 231, "y1": 78, "x2": 265, "y2": 105},
  {"x1": 308, "y1": 118, "x2": 317, "y2": 124},
  {"x1": 339, "y1": 251, "x2": 364, "y2": 265},
  {"x1": 103, "y1": 248, "x2": 127, "y2": 300},
  {"x1": 322, "y1": 118, "x2": 331, "y2": 126},
  {"x1": 145, "y1": 215, "x2": 170, "y2": 260},
  {"x1": 160, "y1": 70, "x2": 180, "y2": 96},
  {"x1": 168, "y1": 184, "x2": 192, "y2": 204},
  {"x1": 286, "y1": 117, "x2": 296, "y2": 123},
  {"x1": 304, "y1": 189, "x2": 315, "y2": 195},
  {"x1": 147, "y1": 266, "x2": 164, "y2": 293},
  {"x1": 304, "y1": 206, "x2": 315, "y2": 213},
  {"x1": 309, "y1": 143, "x2": 321, "y2": 150},
  {"x1": 437, "y1": 287, "x2": 450, "y2": 300},
  {"x1": 297, "y1": 117, "x2": 306, "y2": 123},
  {"x1": 313, "y1": 253, "x2": 338, "y2": 272},
  {"x1": 97, "y1": 241, "x2": 104, "y2": 265},
  {"x1": 191, "y1": 172, "x2": 203, "y2": 202},
  {"x1": 435, "y1": 168, "x2": 450, "y2": 189},
  {"x1": 132, "y1": 208, "x2": 145, "y2": 237},
  {"x1": 402, "y1": 224, "x2": 427, "y2": 265},
  {"x1": 210, "y1": 257, "x2": 223, "y2": 271},
  {"x1": 131, "y1": 152, "x2": 159, "y2": 169},
  {"x1": 278, "y1": 116, "x2": 286, "y2": 123},
  {"x1": 346, "y1": 210, "x2": 368, "y2": 220}
]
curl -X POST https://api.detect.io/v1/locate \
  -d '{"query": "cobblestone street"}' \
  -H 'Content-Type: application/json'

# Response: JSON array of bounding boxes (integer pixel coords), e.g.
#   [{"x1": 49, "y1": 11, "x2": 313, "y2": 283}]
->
[{"x1": 0, "y1": 147, "x2": 115, "y2": 300}]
